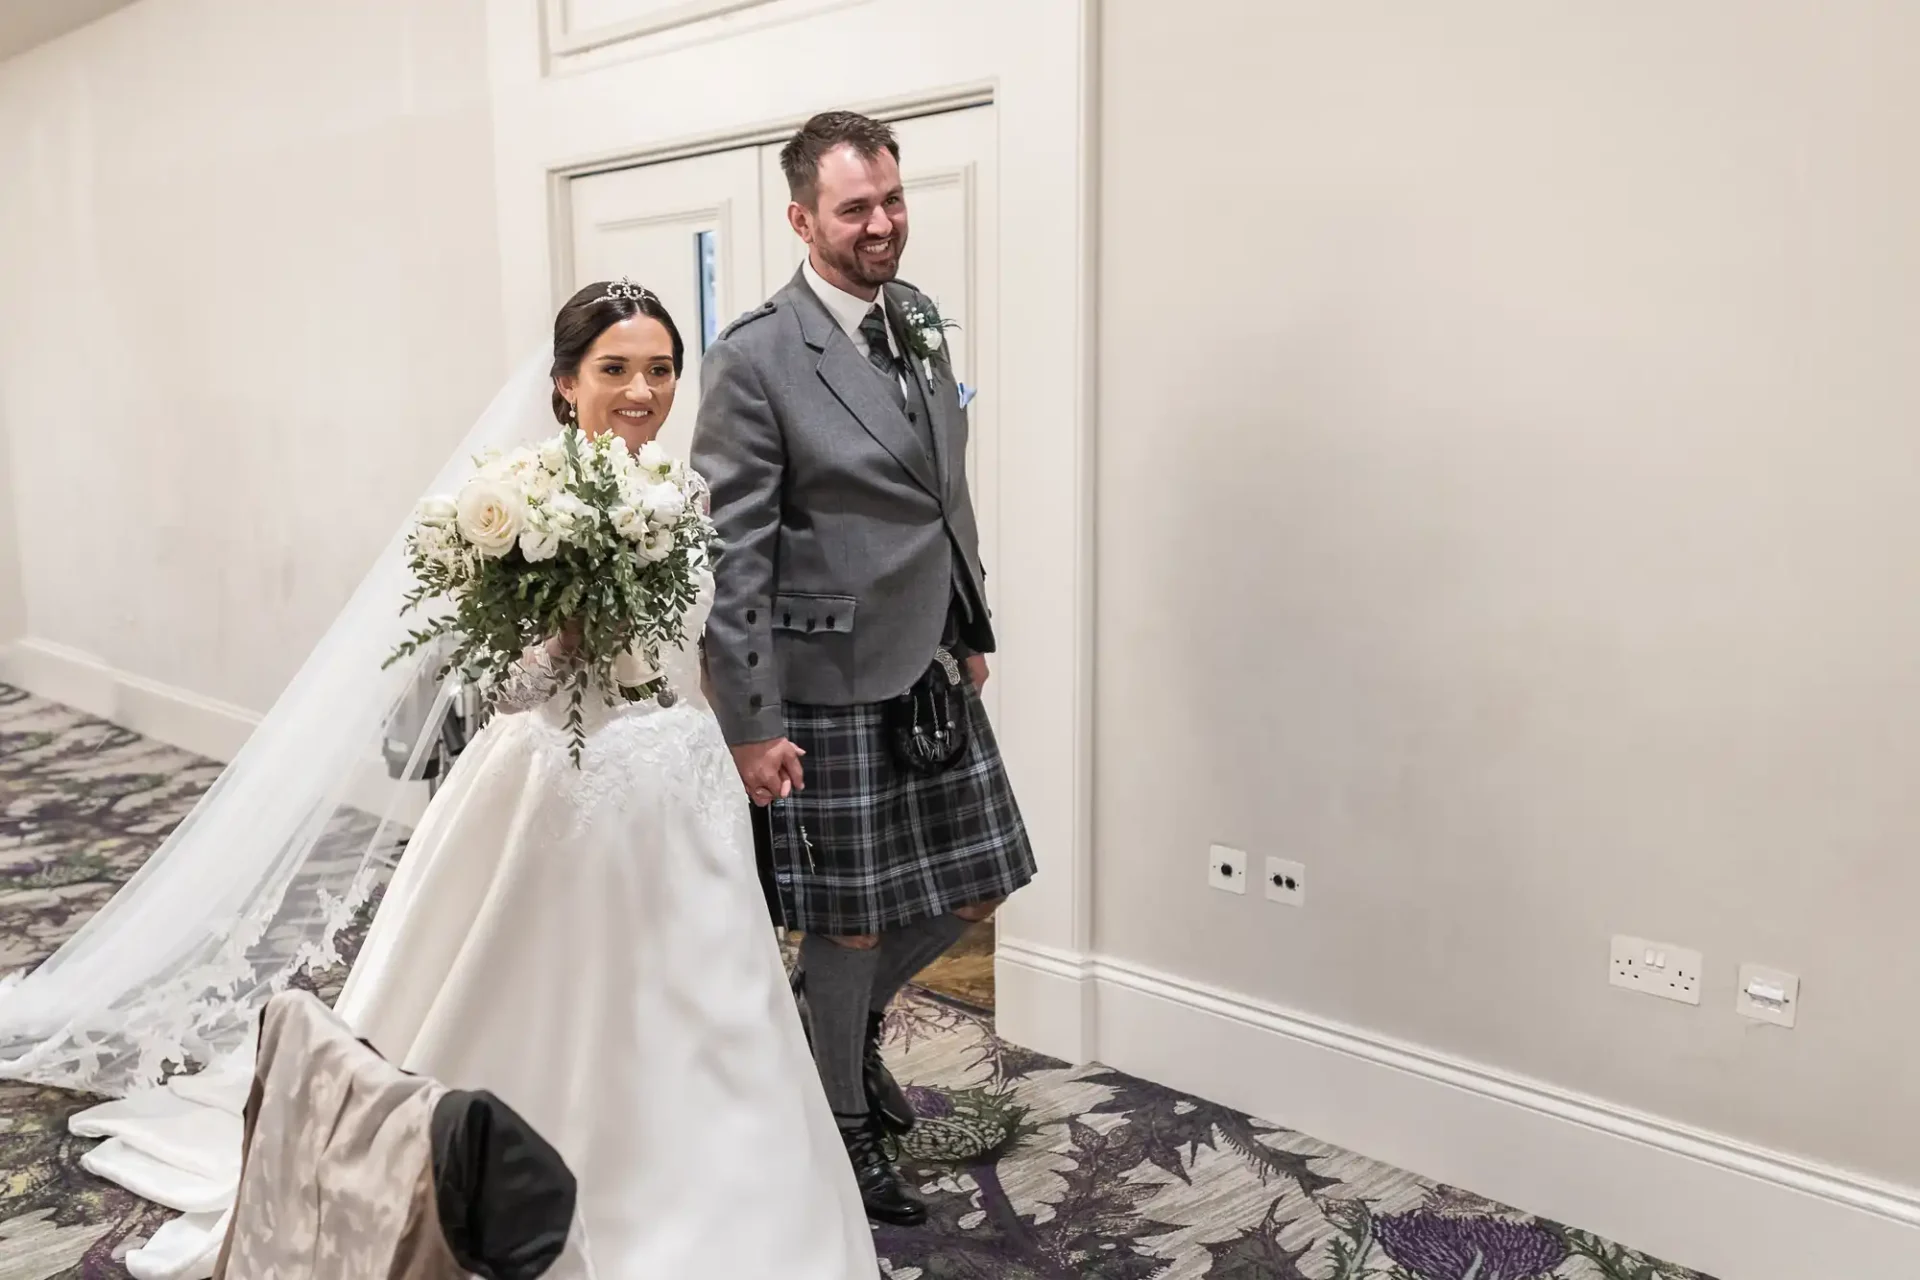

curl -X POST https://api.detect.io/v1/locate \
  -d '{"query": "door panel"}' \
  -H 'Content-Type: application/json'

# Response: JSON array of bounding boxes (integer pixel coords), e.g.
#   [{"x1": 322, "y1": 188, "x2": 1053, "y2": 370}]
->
[{"x1": 567, "y1": 146, "x2": 762, "y2": 459}]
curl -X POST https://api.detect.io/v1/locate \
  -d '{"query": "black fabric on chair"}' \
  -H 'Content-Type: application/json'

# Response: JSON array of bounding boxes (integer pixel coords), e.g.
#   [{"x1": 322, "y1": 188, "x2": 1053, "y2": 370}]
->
[{"x1": 431, "y1": 1089, "x2": 577, "y2": 1280}]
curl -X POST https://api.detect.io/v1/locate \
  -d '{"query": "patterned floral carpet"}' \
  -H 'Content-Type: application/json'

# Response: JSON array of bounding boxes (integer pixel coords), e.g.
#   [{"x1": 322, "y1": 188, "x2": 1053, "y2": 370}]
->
[{"x1": 0, "y1": 683, "x2": 1715, "y2": 1280}]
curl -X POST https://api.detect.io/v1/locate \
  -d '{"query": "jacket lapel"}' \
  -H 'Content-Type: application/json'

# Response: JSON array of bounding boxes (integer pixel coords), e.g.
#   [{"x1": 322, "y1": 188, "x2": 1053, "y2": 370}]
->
[
  {"x1": 785, "y1": 270, "x2": 941, "y2": 499},
  {"x1": 885, "y1": 285, "x2": 955, "y2": 500}
]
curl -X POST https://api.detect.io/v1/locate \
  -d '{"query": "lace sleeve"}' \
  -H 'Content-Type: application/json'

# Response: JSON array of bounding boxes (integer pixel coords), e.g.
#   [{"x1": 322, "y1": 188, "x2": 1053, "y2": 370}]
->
[{"x1": 491, "y1": 645, "x2": 561, "y2": 714}]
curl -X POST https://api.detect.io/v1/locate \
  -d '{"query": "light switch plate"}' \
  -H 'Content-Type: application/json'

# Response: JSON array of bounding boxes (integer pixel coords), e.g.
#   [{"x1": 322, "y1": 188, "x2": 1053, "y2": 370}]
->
[
  {"x1": 1736, "y1": 963, "x2": 1799, "y2": 1028},
  {"x1": 1209, "y1": 844, "x2": 1247, "y2": 895},
  {"x1": 1609, "y1": 935, "x2": 1703, "y2": 1005},
  {"x1": 1264, "y1": 857, "x2": 1305, "y2": 906}
]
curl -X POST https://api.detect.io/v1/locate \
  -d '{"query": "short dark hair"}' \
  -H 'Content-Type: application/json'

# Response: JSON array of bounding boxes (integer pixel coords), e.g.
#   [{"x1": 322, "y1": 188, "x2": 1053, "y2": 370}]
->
[
  {"x1": 779, "y1": 110, "x2": 900, "y2": 208},
  {"x1": 549, "y1": 282, "x2": 685, "y2": 423}
]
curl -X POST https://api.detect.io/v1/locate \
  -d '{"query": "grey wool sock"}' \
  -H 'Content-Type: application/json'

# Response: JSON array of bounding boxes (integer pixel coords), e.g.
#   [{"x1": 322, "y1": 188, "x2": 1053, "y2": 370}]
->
[
  {"x1": 799, "y1": 931, "x2": 882, "y2": 1117},
  {"x1": 868, "y1": 912, "x2": 971, "y2": 1016}
]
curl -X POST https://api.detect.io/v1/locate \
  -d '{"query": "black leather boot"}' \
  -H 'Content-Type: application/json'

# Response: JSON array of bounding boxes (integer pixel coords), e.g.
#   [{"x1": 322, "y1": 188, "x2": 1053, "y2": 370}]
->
[
  {"x1": 838, "y1": 1112, "x2": 927, "y2": 1226},
  {"x1": 865, "y1": 1011, "x2": 916, "y2": 1135}
]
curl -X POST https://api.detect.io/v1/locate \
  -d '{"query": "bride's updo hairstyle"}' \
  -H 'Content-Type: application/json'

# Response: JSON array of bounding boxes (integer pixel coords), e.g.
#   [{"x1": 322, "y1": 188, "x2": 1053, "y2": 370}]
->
[{"x1": 550, "y1": 279, "x2": 687, "y2": 423}]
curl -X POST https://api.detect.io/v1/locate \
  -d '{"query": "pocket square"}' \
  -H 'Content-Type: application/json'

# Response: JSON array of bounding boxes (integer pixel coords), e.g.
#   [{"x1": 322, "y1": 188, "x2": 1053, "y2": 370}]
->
[{"x1": 958, "y1": 382, "x2": 977, "y2": 409}]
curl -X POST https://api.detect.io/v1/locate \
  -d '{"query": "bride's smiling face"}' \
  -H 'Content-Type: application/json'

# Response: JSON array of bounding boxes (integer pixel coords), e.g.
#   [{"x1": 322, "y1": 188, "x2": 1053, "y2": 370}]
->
[{"x1": 556, "y1": 315, "x2": 680, "y2": 452}]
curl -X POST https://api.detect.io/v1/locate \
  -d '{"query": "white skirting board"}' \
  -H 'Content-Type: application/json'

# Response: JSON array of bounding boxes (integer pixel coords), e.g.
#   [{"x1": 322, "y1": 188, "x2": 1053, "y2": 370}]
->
[
  {"x1": 0, "y1": 636, "x2": 432, "y2": 826},
  {"x1": 996, "y1": 939, "x2": 1920, "y2": 1280},
  {"x1": 1, "y1": 637, "x2": 258, "y2": 762}
]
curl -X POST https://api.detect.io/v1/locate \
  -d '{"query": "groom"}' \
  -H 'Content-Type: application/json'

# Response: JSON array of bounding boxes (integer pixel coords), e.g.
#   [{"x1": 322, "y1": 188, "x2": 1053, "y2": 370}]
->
[{"x1": 692, "y1": 110, "x2": 1036, "y2": 1225}]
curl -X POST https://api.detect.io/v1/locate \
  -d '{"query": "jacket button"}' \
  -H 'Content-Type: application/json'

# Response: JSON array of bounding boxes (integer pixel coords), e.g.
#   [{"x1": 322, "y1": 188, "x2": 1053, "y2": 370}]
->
[
  {"x1": 747, "y1": 652, "x2": 759, "y2": 667},
  {"x1": 806, "y1": 618, "x2": 817, "y2": 632},
  {"x1": 825, "y1": 616, "x2": 836, "y2": 630},
  {"x1": 747, "y1": 609, "x2": 758, "y2": 625},
  {"x1": 783, "y1": 613, "x2": 792, "y2": 627},
  {"x1": 749, "y1": 694, "x2": 762, "y2": 710}
]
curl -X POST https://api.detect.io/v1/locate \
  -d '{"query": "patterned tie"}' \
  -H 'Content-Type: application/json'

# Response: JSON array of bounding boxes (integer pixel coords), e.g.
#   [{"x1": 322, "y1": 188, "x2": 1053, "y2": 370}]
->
[{"x1": 859, "y1": 305, "x2": 901, "y2": 381}]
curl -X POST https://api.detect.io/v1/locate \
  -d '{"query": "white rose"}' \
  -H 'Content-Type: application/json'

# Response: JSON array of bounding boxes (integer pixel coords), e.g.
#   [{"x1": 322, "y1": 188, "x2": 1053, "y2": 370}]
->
[
  {"x1": 921, "y1": 327, "x2": 944, "y2": 352},
  {"x1": 639, "y1": 527, "x2": 675, "y2": 563},
  {"x1": 546, "y1": 492, "x2": 592, "y2": 537},
  {"x1": 417, "y1": 495, "x2": 457, "y2": 526},
  {"x1": 456, "y1": 479, "x2": 524, "y2": 558},
  {"x1": 539, "y1": 438, "x2": 569, "y2": 474},
  {"x1": 611, "y1": 647, "x2": 661, "y2": 688},
  {"x1": 611, "y1": 504, "x2": 647, "y2": 541},
  {"x1": 640, "y1": 482, "x2": 686, "y2": 526},
  {"x1": 636, "y1": 440, "x2": 673, "y2": 478}
]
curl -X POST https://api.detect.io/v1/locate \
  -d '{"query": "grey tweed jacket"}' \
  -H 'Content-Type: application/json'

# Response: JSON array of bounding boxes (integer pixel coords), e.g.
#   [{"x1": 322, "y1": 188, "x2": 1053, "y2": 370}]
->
[{"x1": 690, "y1": 267, "x2": 991, "y2": 746}]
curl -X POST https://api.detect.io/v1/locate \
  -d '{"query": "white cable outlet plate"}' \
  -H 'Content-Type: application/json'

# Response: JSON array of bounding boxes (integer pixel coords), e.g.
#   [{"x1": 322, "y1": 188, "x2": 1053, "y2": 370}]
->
[
  {"x1": 1736, "y1": 962, "x2": 1800, "y2": 1028},
  {"x1": 1609, "y1": 935, "x2": 1703, "y2": 1005},
  {"x1": 1209, "y1": 844, "x2": 1247, "y2": 895},
  {"x1": 1264, "y1": 857, "x2": 1305, "y2": 906}
]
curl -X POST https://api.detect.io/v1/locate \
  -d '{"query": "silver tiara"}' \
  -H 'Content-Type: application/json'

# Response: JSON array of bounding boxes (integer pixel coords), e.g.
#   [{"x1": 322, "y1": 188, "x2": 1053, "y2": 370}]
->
[{"x1": 605, "y1": 277, "x2": 656, "y2": 305}]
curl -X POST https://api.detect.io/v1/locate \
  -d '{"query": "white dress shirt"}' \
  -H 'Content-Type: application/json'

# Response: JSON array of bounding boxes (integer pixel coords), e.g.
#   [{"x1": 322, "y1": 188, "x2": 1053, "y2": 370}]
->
[{"x1": 802, "y1": 258, "x2": 909, "y2": 397}]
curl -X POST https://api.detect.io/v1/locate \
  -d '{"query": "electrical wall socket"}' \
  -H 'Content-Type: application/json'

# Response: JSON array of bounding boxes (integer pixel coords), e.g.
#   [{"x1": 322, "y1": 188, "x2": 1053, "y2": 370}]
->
[
  {"x1": 1264, "y1": 857, "x2": 1305, "y2": 906},
  {"x1": 1609, "y1": 935, "x2": 1702, "y2": 1005},
  {"x1": 1736, "y1": 963, "x2": 1799, "y2": 1028},
  {"x1": 1208, "y1": 844, "x2": 1247, "y2": 895}
]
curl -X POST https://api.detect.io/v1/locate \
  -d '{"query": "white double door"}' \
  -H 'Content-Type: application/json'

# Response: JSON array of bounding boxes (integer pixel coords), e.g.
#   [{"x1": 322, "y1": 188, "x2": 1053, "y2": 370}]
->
[{"x1": 568, "y1": 105, "x2": 1001, "y2": 715}]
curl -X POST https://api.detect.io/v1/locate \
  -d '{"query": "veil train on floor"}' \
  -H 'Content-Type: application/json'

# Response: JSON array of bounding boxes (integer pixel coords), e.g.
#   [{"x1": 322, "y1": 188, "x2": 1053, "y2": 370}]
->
[{"x1": 0, "y1": 351, "x2": 554, "y2": 1101}]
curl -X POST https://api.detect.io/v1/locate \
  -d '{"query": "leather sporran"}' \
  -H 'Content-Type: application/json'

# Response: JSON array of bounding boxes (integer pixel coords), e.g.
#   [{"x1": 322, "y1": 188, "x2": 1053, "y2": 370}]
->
[{"x1": 886, "y1": 649, "x2": 971, "y2": 775}]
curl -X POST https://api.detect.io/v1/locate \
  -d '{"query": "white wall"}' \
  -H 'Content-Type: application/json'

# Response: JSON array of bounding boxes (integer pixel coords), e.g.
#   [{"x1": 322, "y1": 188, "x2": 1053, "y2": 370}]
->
[
  {"x1": 1098, "y1": 0, "x2": 1920, "y2": 1199},
  {"x1": 0, "y1": 401, "x2": 22, "y2": 648},
  {"x1": 0, "y1": 0, "x2": 504, "y2": 714},
  {"x1": 9, "y1": 0, "x2": 1910, "y2": 1268}
]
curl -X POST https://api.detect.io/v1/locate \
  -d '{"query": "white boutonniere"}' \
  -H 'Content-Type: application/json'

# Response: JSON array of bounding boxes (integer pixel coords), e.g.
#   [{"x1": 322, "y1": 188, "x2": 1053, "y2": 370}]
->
[{"x1": 901, "y1": 299, "x2": 960, "y2": 385}]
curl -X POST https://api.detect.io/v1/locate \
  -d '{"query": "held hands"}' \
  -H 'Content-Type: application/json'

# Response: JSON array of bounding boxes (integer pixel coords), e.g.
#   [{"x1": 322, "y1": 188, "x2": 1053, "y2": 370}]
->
[
  {"x1": 725, "y1": 655, "x2": 983, "y2": 808},
  {"x1": 732, "y1": 738, "x2": 806, "y2": 807}
]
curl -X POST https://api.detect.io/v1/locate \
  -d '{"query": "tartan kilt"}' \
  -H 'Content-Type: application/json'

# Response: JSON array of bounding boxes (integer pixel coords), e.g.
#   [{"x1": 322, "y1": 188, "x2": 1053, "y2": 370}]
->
[{"x1": 763, "y1": 680, "x2": 1036, "y2": 936}]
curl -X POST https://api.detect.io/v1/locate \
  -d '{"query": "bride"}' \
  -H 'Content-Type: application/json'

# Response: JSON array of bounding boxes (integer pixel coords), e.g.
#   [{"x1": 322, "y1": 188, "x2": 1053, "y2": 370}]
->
[{"x1": 0, "y1": 282, "x2": 879, "y2": 1279}]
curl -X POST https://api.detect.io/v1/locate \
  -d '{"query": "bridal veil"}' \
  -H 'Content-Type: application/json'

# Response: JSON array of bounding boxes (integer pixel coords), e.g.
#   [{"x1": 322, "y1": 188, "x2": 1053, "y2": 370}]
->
[{"x1": 0, "y1": 352, "x2": 556, "y2": 1099}]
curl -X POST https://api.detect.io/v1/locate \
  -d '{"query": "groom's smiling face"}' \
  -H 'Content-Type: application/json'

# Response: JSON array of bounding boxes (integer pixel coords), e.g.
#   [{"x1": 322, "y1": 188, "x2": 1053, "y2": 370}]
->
[{"x1": 794, "y1": 143, "x2": 908, "y2": 297}]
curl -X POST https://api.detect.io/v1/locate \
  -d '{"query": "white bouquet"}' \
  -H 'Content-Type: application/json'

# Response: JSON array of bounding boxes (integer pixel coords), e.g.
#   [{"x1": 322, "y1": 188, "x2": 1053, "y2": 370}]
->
[{"x1": 387, "y1": 428, "x2": 716, "y2": 762}]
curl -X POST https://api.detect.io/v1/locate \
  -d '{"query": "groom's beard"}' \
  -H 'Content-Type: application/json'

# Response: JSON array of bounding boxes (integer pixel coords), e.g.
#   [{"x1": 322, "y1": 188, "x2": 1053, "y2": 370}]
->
[{"x1": 822, "y1": 233, "x2": 903, "y2": 291}]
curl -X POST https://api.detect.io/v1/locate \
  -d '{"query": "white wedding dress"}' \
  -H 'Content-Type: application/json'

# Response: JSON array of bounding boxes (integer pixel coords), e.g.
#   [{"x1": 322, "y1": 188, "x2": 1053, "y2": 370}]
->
[{"x1": 66, "y1": 568, "x2": 878, "y2": 1279}]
